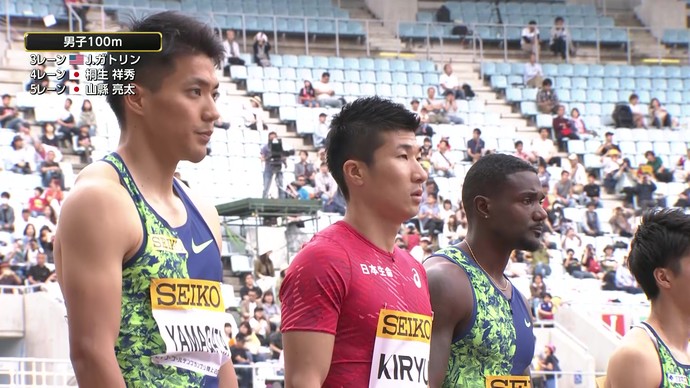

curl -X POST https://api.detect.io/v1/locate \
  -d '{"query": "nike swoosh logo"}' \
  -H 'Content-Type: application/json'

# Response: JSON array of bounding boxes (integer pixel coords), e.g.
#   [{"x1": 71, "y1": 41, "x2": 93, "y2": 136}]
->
[
  {"x1": 191, "y1": 239, "x2": 214, "y2": 254},
  {"x1": 525, "y1": 319, "x2": 532, "y2": 328}
]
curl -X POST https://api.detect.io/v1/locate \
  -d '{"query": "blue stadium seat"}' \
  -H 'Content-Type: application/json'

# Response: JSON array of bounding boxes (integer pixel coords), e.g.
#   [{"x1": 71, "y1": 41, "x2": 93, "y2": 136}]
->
[
  {"x1": 408, "y1": 72, "x2": 424, "y2": 85},
  {"x1": 280, "y1": 67, "x2": 297, "y2": 81},
  {"x1": 602, "y1": 90, "x2": 618, "y2": 103},
  {"x1": 636, "y1": 78, "x2": 651, "y2": 90},
  {"x1": 247, "y1": 78, "x2": 264, "y2": 93},
  {"x1": 263, "y1": 92, "x2": 281, "y2": 108},
  {"x1": 653, "y1": 78, "x2": 668, "y2": 91},
  {"x1": 408, "y1": 84, "x2": 424, "y2": 98},
  {"x1": 491, "y1": 75, "x2": 508, "y2": 90},
  {"x1": 329, "y1": 57, "x2": 345, "y2": 69},
  {"x1": 619, "y1": 65, "x2": 636, "y2": 77},
  {"x1": 555, "y1": 76, "x2": 571, "y2": 89},
  {"x1": 536, "y1": 114, "x2": 552, "y2": 128},
  {"x1": 588, "y1": 90, "x2": 603, "y2": 103},
  {"x1": 280, "y1": 93, "x2": 297, "y2": 107},
  {"x1": 248, "y1": 66, "x2": 264, "y2": 79},
  {"x1": 584, "y1": 103, "x2": 602, "y2": 116},
  {"x1": 344, "y1": 58, "x2": 359, "y2": 70},
  {"x1": 667, "y1": 66, "x2": 682, "y2": 78},
  {"x1": 392, "y1": 84, "x2": 408, "y2": 98},
  {"x1": 374, "y1": 59, "x2": 390, "y2": 71},
  {"x1": 264, "y1": 79, "x2": 281, "y2": 93},
  {"x1": 620, "y1": 77, "x2": 635, "y2": 90},
  {"x1": 667, "y1": 91, "x2": 683, "y2": 104},
  {"x1": 390, "y1": 60, "x2": 406, "y2": 72},
  {"x1": 572, "y1": 77, "x2": 587, "y2": 89},
  {"x1": 359, "y1": 58, "x2": 375, "y2": 71},
  {"x1": 296, "y1": 68, "x2": 312, "y2": 81},
  {"x1": 344, "y1": 82, "x2": 361, "y2": 96},
  {"x1": 520, "y1": 101, "x2": 538, "y2": 117},
  {"x1": 603, "y1": 78, "x2": 619, "y2": 90},
  {"x1": 360, "y1": 83, "x2": 376, "y2": 95},
  {"x1": 588, "y1": 77, "x2": 604, "y2": 89},
  {"x1": 361, "y1": 70, "x2": 376, "y2": 83},
  {"x1": 264, "y1": 67, "x2": 280, "y2": 79},
  {"x1": 376, "y1": 71, "x2": 392, "y2": 84},
  {"x1": 603, "y1": 65, "x2": 619, "y2": 77},
  {"x1": 559, "y1": 89, "x2": 571, "y2": 102},
  {"x1": 424, "y1": 73, "x2": 439, "y2": 86},
  {"x1": 635, "y1": 66, "x2": 652, "y2": 77},
  {"x1": 668, "y1": 78, "x2": 683, "y2": 91},
  {"x1": 506, "y1": 88, "x2": 522, "y2": 103},
  {"x1": 329, "y1": 69, "x2": 345, "y2": 82},
  {"x1": 283, "y1": 55, "x2": 299, "y2": 68},
  {"x1": 392, "y1": 72, "x2": 408, "y2": 84},
  {"x1": 522, "y1": 88, "x2": 538, "y2": 101},
  {"x1": 344, "y1": 70, "x2": 360, "y2": 83},
  {"x1": 298, "y1": 55, "x2": 314, "y2": 68},
  {"x1": 405, "y1": 61, "x2": 421, "y2": 72},
  {"x1": 571, "y1": 89, "x2": 587, "y2": 102}
]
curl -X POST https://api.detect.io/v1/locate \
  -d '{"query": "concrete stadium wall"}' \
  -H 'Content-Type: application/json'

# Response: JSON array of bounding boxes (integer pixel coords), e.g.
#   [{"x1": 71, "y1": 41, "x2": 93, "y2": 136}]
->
[
  {"x1": 0, "y1": 294, "x2": 24, "y2": 339},
  {"x1": 636, "y1": 0, "x2": 686, "y2": 38},
  {"x1": 556, "y1": 305, "x2": 622, "y2": 373},
  {"x1": 23, "y1": 292, "x2": 69, "y2": 359}
]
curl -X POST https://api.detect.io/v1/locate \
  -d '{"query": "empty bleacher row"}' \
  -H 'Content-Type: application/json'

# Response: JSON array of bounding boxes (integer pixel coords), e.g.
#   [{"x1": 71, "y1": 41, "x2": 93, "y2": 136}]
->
[
  {"x1": 404, "y1": 2, "x2": 628, "y2": 44},
  {"x1": 1, "y1": 0, "x2": 68, "y2": 21},
  {"x1": 661, "y1": 29, "x2": 690, "y2": 47},
  {"x1": 104, "y1": 0, "x2": 366, "y2": 38},
  {"x1": 482, "y1": 61, "x2": 690, "y2": 127}
]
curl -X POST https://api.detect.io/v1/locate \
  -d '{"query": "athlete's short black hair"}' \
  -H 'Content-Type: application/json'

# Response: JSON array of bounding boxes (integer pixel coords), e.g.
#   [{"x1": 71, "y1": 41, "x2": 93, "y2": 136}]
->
[
  {"x1": 105, "y1": 11, "x2": 224, "y2": 127},
  {"x1": 326, "y1": 96, "x2": 419, "y2": 200},
  {"x1": 628, "y1": 208, "x2": 690, "y2": 300},
  {"x1": 461, "y1": 153, "x2": 537, "y2": 219}
]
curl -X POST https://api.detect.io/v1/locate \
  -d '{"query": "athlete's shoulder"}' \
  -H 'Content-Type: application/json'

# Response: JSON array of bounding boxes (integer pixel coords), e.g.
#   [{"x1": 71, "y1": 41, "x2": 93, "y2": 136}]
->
[
  {"x1": 62, "y1": 161, "x2": 133, "y2": 214},
  {"x1": 606, "y1": 328, "x2": 660, "y2": 387}
]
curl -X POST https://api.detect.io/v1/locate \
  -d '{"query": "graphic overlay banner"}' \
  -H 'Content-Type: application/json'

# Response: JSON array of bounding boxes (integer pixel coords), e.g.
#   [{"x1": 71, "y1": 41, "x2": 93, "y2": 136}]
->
[
  {"x1": 150, "y1": 278, "x2": 233, "y2": 376},
  {"x1": 485, "y1": 376, "x2": 532, "y2": 388},
  {"x1": 369, "y1": 309, "x2": 432, "y2": 387},
  {"x1": 24, "y1": 32, "x2": 162, "y2": 52}
]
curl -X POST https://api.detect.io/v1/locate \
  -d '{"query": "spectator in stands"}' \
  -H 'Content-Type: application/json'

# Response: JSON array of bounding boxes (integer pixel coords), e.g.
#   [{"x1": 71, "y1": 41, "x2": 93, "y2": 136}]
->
[
  {"x1": 614, "y1": 260, "x2": 642, "y2": 294},
  {"x1": 38, "y1": 226, "x2": 54, "y2": 262},
  {"x1": 441, "y1": 214, "x2": 464, "y2": 248},
  {"x1": 254, "y1": 250, "x2": 275, "y2": 284},
  {"x1": 25, "y1": 238, "x2": 41, "y2": 265},
  {"x1": 75, "y1": 124, "x2": 94, "y2": 163},
  {"x1": 553, "y1": 106, "x2": 579, "y2": 151},
  {"x1": 673, "y1": 178, "x2": 690, "y2": 208},
  {"x1": 570, "y1": 108, "x2": 591, "y2": 137},
  {"x1": 549, "y1": 16, "x2": 570, "y2": 60},
  {"x1": 22, "y1": 223, "x2": 37, "y2": 245},
  {"x1": 253, "y1": 32, "x2": 271, "y2": 67},
  {"x1": 230, "y1": 333, "x2": 253, "y2": 388},
  {"x1": 39, "y1": 151, "x2": 63, "y2": 188},
  {"x1": 56, "y1": 98, "x2": 76, "y2": 146},
  {"x1": 513, "y1": 140, "x2": 537, "y2": 163},
  {"x1": 409, "y1": 99, "x2": 421, "y2": 116},
  {"x1": 423, "y1": 87, "x2": 449, "y2": 124},
  {"x1": 0, "y1": 94, "x2": 21, "y2": 130},
  {"x1": 25, "y1": 64, "x2": 46, "y2": 93},
  {"x1": 27, "y1": 252, "x2": 55, "y2": 285},
  {"x1": 6, "y1": 136, "x2": 34, "y2": 174},
  {"x1": 529, "y1": 242, "x2": 552, "y2": 278},
  {"x1": 78, "y1": 99, "x2": 97, "y2": 135},
  {"x1": 596, "y1": 131, "x2": 621, "y2": 157},
  {"x1": 244, "y1": 96, "x2": 267, "y2": 131},
  {"x1": 261, "y1": 132, "x2": 285, "y2": 198},
  {"x1": 40, "y1": 123, "x2": 60, "y2": 148},
  {"x1": 420, "y1": 136, "x2": 433, "y2": 156},
  {"x1": 583, "y1": 173, "x2": 602, "y2": 207},
  {"x1": 241, "y1": 289, "x2": 262, "y2": 320},
  {"x1": 314, "y1": 72, "x2": 342, "y2": 108},
  {"x1": 15, "y1": 122, "x2": 37, "y2": 149},
  {"x1": 222, "y1": 29, "x2": 245, "y2": 73},
  {"x1": 0, "y1": 262, "x2": 21, "y2": 288},
  {"x1": 649, "y1": 98, "x2": 674, "y2": 129},
  {"x1": 644, "y1": 150, "x2": 673, "y2": 183},
  {"x1": 402, "y1": 223, "x2": 420, "y2": 251},
  {"x1": 599, "y1": 245, "x2": 618, "y2": 274},
  {"x1": 417, "y1": 108, "x2": 434, "y2": 137},
  {"x1": 561, "y1": 228, "x2": 582, "y2": 255},
  {"x1": 294, "y1": 150, "x2": 316, "y2": 186},
  {"x1": 240, "y1": 273, "x2": 263, "y2": 300},
  {"x1": 409, "y1": 235, "x2": 431, "y2": 263},
  {"x1": 563, "y1": 248, "x2": 595, "y2": 279},
  {"x1": 521, "y1": 21, "x2": 541, "y2": 56},
  {"x1": 634, "y1": 173, "x2": 658, "y2": 209},
  {"x1": 524, "y1": 52, "x2": 543, "y2": 88},
  {"x1": 40, "y1": 206, "x2": 58, "y2": 232},
  {"x1": 0, "y1": 193, "x2": 13, "y2": 236},
  {"x1": 537, "y1": 344, "x2": 561, "y2": 387},
  {"x1": 298, "y1": 80, "x2": 319, "y2": 107},
  {"x1": 615, "y1": 158, "x2": 637, "y2": 204},
  {"x1": 536, "y1": 163, "x2": 550, "y2": 187},
  {"x1": 249, "y1": 306, "x2": 271, "y2": 345},
  {"x1": 444, "y1": 93, "x2": 465, "y2": 124},
  {"x1": 439, "y1": 63, "x2": 464, "y2": 100},
  {"x1": 629, "y1": 94, "x2": 647, "y2": 129},
  {"x1": 286, "y1": 175, "x2": 313, "y2": 200},
  {"x1": 418, "y1": 193, "x2": 444, "y2": 237},
  {"x1": 567, "y1": 153, "x2": 587, "y2": 187},
  {"x1": 536, "y1": 78, "x2": 559, "y2": 114},
  {"x1": 431, "y1": 138, "x2": 456, "y2": 176},
  {"x1": 44, "y1": 178, "x2": 65, "y2": 207},
  {"x1": 314, "y1": 162, "x2": 345, "y2": 214},
  {"x1": 537, "y1": 293, "x2": 554, "y2": 320},
  {"x1": 529, "y1": 274, "x2": 547, "y2": 316},
  {"x1": 261, "y1": 291, "x2": 280, "y2": 324},
  {"x1": 582, "y1": 202, "x2": 603, "y2": 237},
  {"x1": 553, "y1": 170, "x2": 576, "y2": 207},
  {"x1": 465, "y1": 128, "x2": 484, "y2": 163},
  {"x1": 313, "y1": 113, "x2": 329, "y2": 148},
  {"x1": 531, "y1": 127, "x2": 559, "y2": 166}
]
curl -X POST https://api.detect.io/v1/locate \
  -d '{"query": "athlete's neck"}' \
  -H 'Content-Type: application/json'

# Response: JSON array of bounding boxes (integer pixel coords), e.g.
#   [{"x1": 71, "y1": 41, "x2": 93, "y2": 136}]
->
[
  {"x1": 117, "y1": 130, "x2": 178, "y2": 200},
  {"x1": 648, "y1": 297, "x2": 690, "y2": 353},
  {"x1": 342, "y1": 200, "x2": 399, "y2": 254},
  {"x1": 463, "y1": 230, "x2": 511, "y2": 280}
]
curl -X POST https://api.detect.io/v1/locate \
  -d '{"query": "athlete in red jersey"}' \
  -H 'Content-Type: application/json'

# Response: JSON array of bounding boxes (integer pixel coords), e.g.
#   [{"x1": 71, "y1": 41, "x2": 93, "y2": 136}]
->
[{"x1": 280, "y1": 97, "x2": 432, "y2": 388}]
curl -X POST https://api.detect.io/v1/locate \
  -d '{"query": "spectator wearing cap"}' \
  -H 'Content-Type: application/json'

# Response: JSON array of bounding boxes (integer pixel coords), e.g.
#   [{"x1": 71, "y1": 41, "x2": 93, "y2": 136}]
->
[
  {"x1": 431, "y1": 139, "x2": 455, "y2": 177},
  {"x1": 313, "y1": 72, "x2": 342, "y2": 108},
  {"x1": 602, "y1": 149, "x2": 622, "y2": 194},
  {"x1": 409, "y1": 235, "x2": 432, "y2": 263},
  {"x1": 553, "y1": 105, "x2": 579, "y2": 151},
  {"x1": 596, "y1": 131, "x2": 621, "y2": 156},
  {"x1": 521, "y1": 21, "x2": 540, "y2": 55},
  {"x1": 568, "y1": 153, "x2": 587, "y2": 186},
  {"x1": 524, "y1": 52, "x2": 543, "y2": 88},
  {"x1": 313, "y1": 113, "x2": 329, "y2": 148},
  {"x1": 253, "y1": 32, "x2": 271, "y2": 67},
  {"x1": 5, "y1": 136, "x2": 35, "y2": 175},
  {"x1": 244, "y1": 96, "x2": 267, "y2": 131},
  {"x1": 394, "y1": 234, "x2": 407, "y2": 250},
  {"x1": 537, "y1": 343, "x2": 561, "y2": 387},
  {"x1": 465, "y1": 128, "x2": 485, "y2": 163},
  {"x1": 600, "y1": 245, "x2": 618, "y2": 273}
]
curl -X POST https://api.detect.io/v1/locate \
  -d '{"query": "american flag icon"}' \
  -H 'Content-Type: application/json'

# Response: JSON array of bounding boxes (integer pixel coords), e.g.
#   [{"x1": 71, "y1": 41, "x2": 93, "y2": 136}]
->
[{"x1": 69, "y1": 54, "x2": 84, "y2": 65}]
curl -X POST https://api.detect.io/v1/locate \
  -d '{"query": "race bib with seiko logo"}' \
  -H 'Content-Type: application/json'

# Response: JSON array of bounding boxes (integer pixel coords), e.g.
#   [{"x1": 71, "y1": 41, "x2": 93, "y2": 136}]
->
[
  {"x1": 369, "y1": 309, "x2": 432, "y2": 387},
  {"x1": 485, "y1": 375, "x2": 532, "y2": 388},
  {"x1": 150, "y1": 278, "x2": 233, "y2": 376}
]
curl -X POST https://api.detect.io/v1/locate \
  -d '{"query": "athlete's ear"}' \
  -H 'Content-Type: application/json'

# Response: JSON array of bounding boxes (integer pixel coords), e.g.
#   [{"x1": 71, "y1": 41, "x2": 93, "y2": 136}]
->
[
  {"x1": 654, "y1": 267, "x2": 672, "y2": 292},
  {"x1": 342, "y1": 160, "x2": 365, "y2": 190},
  {"x1": 123, "y1": 83, "x2": 146, "y2": 117},
  {"x1": 474, "y1": 195, "x2": 490, "y2": 219}
]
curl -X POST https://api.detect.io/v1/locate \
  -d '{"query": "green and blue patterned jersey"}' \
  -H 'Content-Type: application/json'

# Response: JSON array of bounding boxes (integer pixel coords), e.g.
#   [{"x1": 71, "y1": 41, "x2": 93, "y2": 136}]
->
[
  {"x1": 104, "y1": 153, "x2": 227, "y2": 387},
  {"x1": 431, "y1": 246, "x2": 535, "y2": 387},
  {"x1": 638, "y1": 322, "x2": 690, "y2": 387}
]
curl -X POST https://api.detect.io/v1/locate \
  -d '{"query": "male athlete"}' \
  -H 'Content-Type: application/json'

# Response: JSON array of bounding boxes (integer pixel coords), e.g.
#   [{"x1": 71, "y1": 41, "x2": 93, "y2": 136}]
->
[
  {"x1": 606, "y1": 209, "x2": 690, "y2": 387},
  {"x1": 424, "y1": 154, "x2": 546, "y2": 387},
  {"x1": 280, "y1": 97, "x2": 433, "y2": 387},
  {"x1": 55, "y1": 11, "x2": 237, "y2": 387}
]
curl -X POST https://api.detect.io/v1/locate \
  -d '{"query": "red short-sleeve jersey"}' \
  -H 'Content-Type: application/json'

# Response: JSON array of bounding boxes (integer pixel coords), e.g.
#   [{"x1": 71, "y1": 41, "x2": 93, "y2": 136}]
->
[{"x1": 280, "y1": 221, "x2": 432, "y2": 387}]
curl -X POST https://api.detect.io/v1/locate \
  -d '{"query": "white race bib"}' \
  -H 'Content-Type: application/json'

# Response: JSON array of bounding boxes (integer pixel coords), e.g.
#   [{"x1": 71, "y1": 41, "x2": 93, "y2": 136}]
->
[
  {"x1": 150, "y1": 278, "x2": 233, "y2": 377},
  {"x1": 369, "y1": 309, "x2": 432, "y2": 388}
]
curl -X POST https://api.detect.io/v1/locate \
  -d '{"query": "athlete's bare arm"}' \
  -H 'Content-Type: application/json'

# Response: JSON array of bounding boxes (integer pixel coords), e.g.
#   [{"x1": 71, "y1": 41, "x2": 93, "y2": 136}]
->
[
  {"x1": 175, "y1": 181, "x2": 238, "y2": 388},
  {"x1": 283, "y1": 331, "x2": 335, "y2": 388},
  {"x1": 605, "y1": 330, "x2": 660, "y2": 388},
  {"x1": 424, "y1": 257, "x2": 473, "y2": 388},
  {"x1": 55, "y1": 164, "x2": 141, "y2": 388}
]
